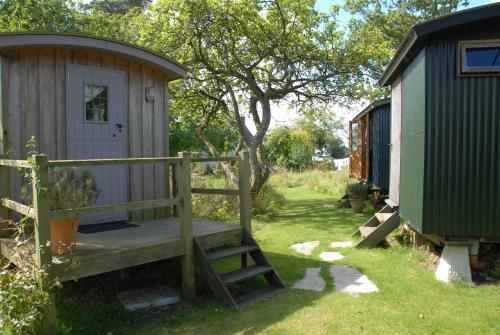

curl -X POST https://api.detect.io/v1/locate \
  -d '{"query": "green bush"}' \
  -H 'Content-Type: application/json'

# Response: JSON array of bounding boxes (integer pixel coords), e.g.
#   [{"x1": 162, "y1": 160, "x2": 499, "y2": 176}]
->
[
  {"x1": 190, "y1": 173, "x2": 285, "y2": 223},
  {"x1": 252, "y1": 183, "x2": 286, "y2": 220},
  {"x1": 0, "y1": 262, "x2": 49, "y2": 335},
  {"x1": 264, "y1": 127, "x2": 314, "y2": 171}
]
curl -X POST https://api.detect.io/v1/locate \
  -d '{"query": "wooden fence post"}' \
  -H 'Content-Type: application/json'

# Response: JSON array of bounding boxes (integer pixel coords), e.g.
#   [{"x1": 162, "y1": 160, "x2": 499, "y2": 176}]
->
[
  {"x1": 238, "y1": 151, "x2": 252, "y2": 233},
  {"x1": 171, "y1": 166, "x2": 178, "y2": 217},
  {"x1": 178, "y1": 152, "x2": 195, "y2": 299},
  {"x1": 32, "y1": 154, "x2": 58, "y2": 331},
  {"x1": 32, "y1": 154, "x2": 51, "y2": 272},
  {"x1": 0, "y1": 155, "x2": 10, "y2": 238}
]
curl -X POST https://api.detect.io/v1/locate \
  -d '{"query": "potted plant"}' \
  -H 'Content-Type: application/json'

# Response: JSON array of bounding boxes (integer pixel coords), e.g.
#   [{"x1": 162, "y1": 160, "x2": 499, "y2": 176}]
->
[
  {"x1": 346, "y1": 182, "x2": 369, "y2": 213},
  {"x1": 21, "y1": 168, "x2": 99, "y2": 254}
]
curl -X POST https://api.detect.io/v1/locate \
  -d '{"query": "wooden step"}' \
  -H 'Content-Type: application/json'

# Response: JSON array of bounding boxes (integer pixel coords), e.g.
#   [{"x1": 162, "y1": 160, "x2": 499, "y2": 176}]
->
[
  {"x1": 359, "y1": 226, "x2": 377, "y2": 237},
  {"x1": 236, "y1": 286, "x2": 287, "y2": 309},
  {"x1": 207, "y1": 245, "x2": 260, "y2": 261},
  {"x1": 221, "y1": 265, "x2": 273, "y2": 285},
  {"x1": 375, "y1": 213, "x2": 393, "y2": 223}
]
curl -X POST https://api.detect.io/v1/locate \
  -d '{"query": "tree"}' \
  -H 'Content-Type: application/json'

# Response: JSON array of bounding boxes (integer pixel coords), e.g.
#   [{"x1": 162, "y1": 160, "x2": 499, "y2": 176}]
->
[
  {"x1": 294, "y1": 111, "x2": 348, "y2": 158},
  {"x1": 138, "y1": 0, "x2": 359, "y2": 196},
  {"x1": 0, "y1": 0, "x2": 75, "y2": 31},
  {"x1": 82, "y1": 0, "x2": 150, "y2": 14},
  {"x1": 263, "y1": 126, "x2": 314, "y2": 171},
  {"x1": 344, "y1": 0, "x2": 469, "y2": 99}
]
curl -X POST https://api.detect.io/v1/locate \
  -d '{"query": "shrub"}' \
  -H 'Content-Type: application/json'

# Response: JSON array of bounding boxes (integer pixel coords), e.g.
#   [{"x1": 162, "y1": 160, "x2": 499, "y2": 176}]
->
[
  {"x1": 252, "y1": 183, "x2": 286, "y2": 220},
  {"x1": 21, "y1": 167, "x2": 100, "y2": 211},
  {"x1": 264, "y1": 126, "x2": 314, "y2": 171},
  {"x1": 0, "y1": 262, "x2": 49, "y2": 335},
  {"x1": 346, "y1": 182, "x2": 369, "y2": 199}
]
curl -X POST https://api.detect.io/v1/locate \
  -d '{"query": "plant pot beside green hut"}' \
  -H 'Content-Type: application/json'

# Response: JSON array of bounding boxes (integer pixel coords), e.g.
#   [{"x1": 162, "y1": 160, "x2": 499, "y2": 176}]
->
[
  {"x1": 346, "y1": 182, "x2": 369, "y2": 213},
  {"x1": 22, "y1": 168, "x2": 99, "y2": 255}
]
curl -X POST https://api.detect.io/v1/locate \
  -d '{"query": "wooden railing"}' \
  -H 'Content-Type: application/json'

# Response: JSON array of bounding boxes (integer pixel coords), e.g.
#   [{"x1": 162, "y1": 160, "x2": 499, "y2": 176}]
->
[{"x1": 0, "y1": 151, "x2": 252, "y2": 299}]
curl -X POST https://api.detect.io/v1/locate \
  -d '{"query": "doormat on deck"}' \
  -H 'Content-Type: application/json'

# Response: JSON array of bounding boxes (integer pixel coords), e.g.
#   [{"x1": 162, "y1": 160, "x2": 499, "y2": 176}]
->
[{"x1": 78, "y1": 221, "x2": 139, "y2": 234}]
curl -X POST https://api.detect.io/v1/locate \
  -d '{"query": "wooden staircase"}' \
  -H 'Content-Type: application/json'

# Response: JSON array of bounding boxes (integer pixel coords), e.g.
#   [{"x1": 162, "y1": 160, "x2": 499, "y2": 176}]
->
[
  {"x1": 353, "y1": 204, "x2": 400, "y2": 248},
  {"x1": 194, "y1": 229, "x2": 286, "y2": 309}
]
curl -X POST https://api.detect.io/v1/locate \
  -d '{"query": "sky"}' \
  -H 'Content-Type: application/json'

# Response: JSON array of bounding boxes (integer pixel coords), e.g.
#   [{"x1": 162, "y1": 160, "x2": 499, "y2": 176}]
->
[{"x1": 265, "y1": 0, "x2": 500, "y2": 135}]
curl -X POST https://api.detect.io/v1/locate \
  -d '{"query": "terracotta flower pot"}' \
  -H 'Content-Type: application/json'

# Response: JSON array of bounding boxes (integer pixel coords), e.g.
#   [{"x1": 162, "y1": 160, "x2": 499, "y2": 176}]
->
[
  {"x1": 50, "y1": 217, "x2": 79, "y2": 255},
  {"x1": 350, "y1": 198, "x2": 364, "y2": 213}
]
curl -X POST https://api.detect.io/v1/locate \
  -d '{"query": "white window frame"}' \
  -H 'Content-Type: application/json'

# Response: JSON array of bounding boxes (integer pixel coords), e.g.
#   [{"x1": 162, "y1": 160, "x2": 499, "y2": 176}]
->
[{"x1": 459, "y1": 40, "x2": 500, "y2": 75}]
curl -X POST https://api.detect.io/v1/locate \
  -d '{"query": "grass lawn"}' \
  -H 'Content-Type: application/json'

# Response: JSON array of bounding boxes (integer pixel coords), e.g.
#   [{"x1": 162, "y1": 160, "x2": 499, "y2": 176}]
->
[{"x1": 59, "y1": 170, "x2": 499, "y2": 335}]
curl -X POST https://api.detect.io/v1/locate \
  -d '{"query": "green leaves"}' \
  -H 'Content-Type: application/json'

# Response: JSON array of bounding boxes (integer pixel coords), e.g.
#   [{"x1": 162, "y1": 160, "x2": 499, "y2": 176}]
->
[{"x1": 343, "y1": 0, "x2": 468, "y2": 99}]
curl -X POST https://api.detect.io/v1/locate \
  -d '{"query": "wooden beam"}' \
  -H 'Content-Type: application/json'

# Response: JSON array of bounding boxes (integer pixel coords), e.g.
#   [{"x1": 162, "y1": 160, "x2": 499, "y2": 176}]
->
[
  {"x1": 191, "y1": 156, "x2": 238, "y2": 163},
  {"x1": 0, "y1": 197, "x2": 34, "y2": 218},
  {"x1": 238, "y1": 151, "x2": 252, "y2": 234},
  {"x1": 32, "y1": 155, "x2": 52, "y2": 273},
  {"x1": 49, "y1": 198, "x2": 180, "y2": 219},
  {"x1": 191, "y1": 188, "x2": 239, "y2": 196},
  {"x1": 48, "y1": 157, "x2": 182, "y2": 167},
  {"x1": 178, "y1": 152, "x2": 195, "y2": 299},
  {"x1": 0, "y1": 159, "x2": 31, "y2": 168}
]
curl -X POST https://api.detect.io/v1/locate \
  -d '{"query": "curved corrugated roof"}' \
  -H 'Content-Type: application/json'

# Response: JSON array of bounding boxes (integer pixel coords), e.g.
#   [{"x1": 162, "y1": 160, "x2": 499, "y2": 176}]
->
[
  {"x1": 379, "y1": 3, "x2": 500, "y2": 87},
  {"x1": 352, "y1": 98, "x2": 390, "y2": 121},
  {"x1": 0, "y1": 32, "x2": 187, "y2": 80}
]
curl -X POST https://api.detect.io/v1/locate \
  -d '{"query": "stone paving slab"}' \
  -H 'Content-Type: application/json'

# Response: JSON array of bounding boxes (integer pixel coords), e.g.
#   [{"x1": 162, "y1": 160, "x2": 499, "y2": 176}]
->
[
  {"x1": 291, "y1": 241, "x2": 320, "y2": 256},
  {"x1": 117, "y1": 285, "x2": 180, "y2": 311},
  {"x1": 329, "y1": 265, "x2": 379, "y2": 295},
  {"x1": 292, "y1": 267, "x2": 325, "y2": 292},
  {"x1": 320, "y1": 251, "x2": 344, "y2": 262}
]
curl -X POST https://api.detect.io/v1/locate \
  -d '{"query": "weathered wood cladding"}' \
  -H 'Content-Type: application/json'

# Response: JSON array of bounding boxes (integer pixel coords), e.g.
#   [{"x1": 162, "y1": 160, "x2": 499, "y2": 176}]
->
[{"x1": 0, "y1": 48, "x2": 170, "y2": 219}]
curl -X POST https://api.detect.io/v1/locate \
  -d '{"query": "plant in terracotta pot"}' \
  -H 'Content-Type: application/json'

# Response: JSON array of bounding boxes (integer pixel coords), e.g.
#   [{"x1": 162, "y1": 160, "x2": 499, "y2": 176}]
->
[
  {"x1": 346, "y1": 182, "x2": 369, "y2": 213},
  {"x1": 21, "y1": 168, "x2": 99, "y2": 255}
]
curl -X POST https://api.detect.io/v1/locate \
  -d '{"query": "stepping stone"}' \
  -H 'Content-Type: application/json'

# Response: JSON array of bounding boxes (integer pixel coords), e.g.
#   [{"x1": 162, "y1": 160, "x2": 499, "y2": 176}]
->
[
  {"x1": 117, "y1": 285, "x2": 180, "y2": 311},
  {"x1": 320, "y1": 251, "x2": 344, "y2": 262},
  {"x1": 329, "y1": 265, "x2": 379, "y2": 295},
  {"x1": 292, "y1": 267, "x2": 325, "y2": 292},
  {"x1": 291, "y1": 241, "x2": 320, "y2": 256},
  {"x1": 322, "y1": 204, "x2": 336, "y2": 209},
  {"x1": 330, "y1": 241, "x2": 353, "y2": 248}
]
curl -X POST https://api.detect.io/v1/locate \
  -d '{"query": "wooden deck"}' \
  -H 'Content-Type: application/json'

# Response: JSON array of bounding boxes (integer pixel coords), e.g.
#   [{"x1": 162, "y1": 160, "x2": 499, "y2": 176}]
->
[{"x1": 0, "y1": 218, "x2": 242, "y2": 282}]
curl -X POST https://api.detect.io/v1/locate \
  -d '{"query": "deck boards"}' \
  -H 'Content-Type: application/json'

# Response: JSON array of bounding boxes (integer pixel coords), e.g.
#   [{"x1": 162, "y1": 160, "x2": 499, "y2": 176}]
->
[{"x1": 0, "y1": 218, "x2": 241, "y2": 281}]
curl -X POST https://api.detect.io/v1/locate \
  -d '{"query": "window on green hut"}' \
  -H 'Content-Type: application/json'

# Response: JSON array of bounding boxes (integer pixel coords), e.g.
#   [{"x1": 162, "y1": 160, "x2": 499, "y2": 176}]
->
[
  {"x1": 460, "y1": 41, "x2": 500, "y2": 74},
  {"x1": 351, "y1": 123, "x2": 359, "y2": 150}
]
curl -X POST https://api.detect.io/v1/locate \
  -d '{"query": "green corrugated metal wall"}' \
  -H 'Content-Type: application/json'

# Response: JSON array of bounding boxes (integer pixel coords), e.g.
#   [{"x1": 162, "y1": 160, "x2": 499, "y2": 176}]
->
[
  {"x1": 423, "y1": 41, "x2": 500, "y2": 237},
  {"x1": 400, "y1": 50, "x2": 426, "y2": 232}
]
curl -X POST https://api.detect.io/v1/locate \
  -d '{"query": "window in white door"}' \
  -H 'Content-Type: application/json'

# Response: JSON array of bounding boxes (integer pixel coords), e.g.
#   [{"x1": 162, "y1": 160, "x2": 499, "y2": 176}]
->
[{"x1": 85, "y1": 84, "x2": 109, "y2": 122}]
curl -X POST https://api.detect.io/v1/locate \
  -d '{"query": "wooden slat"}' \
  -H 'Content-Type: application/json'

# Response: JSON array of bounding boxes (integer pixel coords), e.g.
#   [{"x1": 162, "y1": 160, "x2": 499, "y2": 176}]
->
[
  {"x1": 191, "y1": 188, "x2": 239, "y2": 196},
  {"x1": 178, "y1": 152, "x2": 195, "y2": 299},
  {"x1": 153, "y1": 73, "x2": 167, "y2": 218},
  {"x1": 359, "y1": 226, "x2": 377, "y2": 237},
  {"x1": 38, "y1": 48, "x2": 56, "y2": 158},
  {"x1": 356, "y1": 210, "x2": 400, "y2": 248},
  {"x1": 48, "y1": 157, "x2": 181, "y2": 167},
  {"x1": 55, "y1": 48, "x2": 71, "y2": 159},
  {"x1": 128, "y1": 62, "x2": 143, "y2": 220},
  {"x1": 191, "y1": 156, "x2": 238, "y2": 163},
  {"x1": 142, "y1": 66, "x2": 155, "y2": 220},
  {"x1": 0, "y1": 197, "x2": 34, "y2": 218},
  {"x1": 0, "y1": 159, "x2": 31, "y2": 168},
  {"x1": 238, "y1": 151, "x2": 252, "y2": 234},
  {"x1": 21, "y1": 49, "x2": 40, "y2": 150},
  {"x1": 49, "y1": 198, "x2": 180, "y2": 219},
  {"x1": 220, "y1": 265, "x2": 272, "y2": 285}
]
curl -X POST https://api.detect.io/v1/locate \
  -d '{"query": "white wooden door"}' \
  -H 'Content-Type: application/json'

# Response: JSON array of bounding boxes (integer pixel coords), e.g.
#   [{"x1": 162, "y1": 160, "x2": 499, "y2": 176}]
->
[{"x1": 66, "y1": 64, "x2": 127, "y2": 223}]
